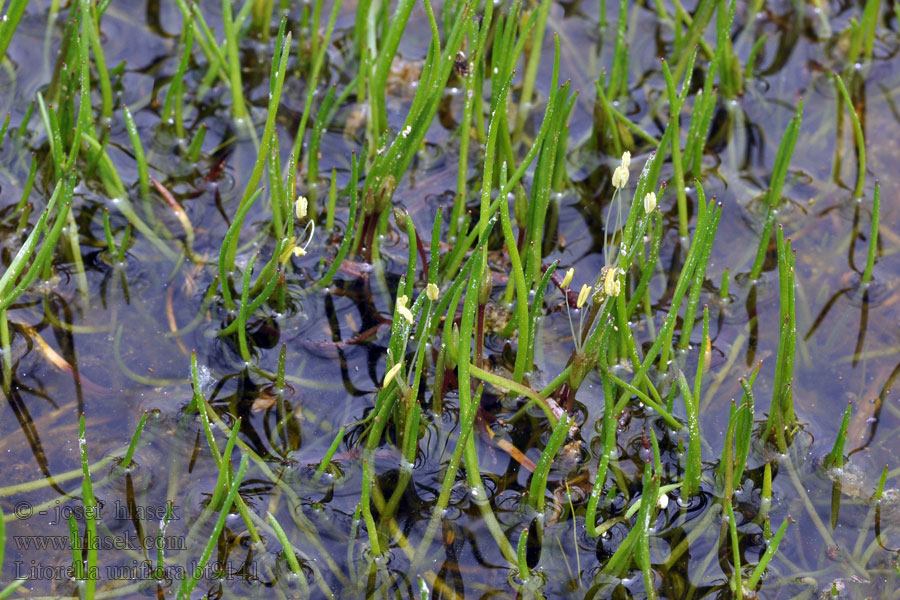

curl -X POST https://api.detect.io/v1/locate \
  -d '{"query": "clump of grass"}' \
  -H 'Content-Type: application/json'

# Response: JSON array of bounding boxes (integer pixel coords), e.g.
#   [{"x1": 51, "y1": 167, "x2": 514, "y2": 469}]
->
[
  {"x1": 749, "y1": 100, "x2": 803, "y2": 281},
  {"x1": 763, "y1": 227, "x2": 798, "y2": 448},
  {"x1": 0, "y1": 1, "x2": 896, "y2": 599}
]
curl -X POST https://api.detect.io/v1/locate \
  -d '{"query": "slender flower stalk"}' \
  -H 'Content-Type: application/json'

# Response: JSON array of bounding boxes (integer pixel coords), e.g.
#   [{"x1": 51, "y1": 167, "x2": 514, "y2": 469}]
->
[{"x1": 605, "y1": 151, "x2": 632, "y2": 265}]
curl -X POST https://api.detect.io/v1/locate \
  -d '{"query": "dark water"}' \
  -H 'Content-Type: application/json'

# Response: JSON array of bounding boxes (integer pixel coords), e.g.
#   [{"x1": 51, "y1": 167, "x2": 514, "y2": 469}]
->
[{"x1": 1, "y1": 1, "x2": 900, "y2": 598}]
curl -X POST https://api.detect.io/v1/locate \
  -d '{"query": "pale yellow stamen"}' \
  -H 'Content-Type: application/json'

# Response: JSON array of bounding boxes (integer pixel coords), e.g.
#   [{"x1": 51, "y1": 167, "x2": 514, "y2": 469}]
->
[
  {"x1": 396, "y1": 295, "x2": 414, "y2": 324},
  {"x1": 279, "y1": 237, "x2": 298, "y2": 264},
  {"x1": 604, "y1": 267, "x2": 621, "y2": 297},
  {"x1": 576, "y1": 284, "x2": 591, "y2": 309},
  {"x1": 383, "y1": 362, "x2": 403, "y2": 387},
  {"x1": 295, "y1": 195, "x2": 308, "y2": 219},
  {"x1": 612, "y1": 165, "x2": 629, "y2": 189},
  {"x1": 643, "y1": 192, "x2": 657, "y2": 214}
]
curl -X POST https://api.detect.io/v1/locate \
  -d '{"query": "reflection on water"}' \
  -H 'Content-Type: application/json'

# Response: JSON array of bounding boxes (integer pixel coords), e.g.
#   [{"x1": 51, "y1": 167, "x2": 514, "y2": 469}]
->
[{"x1": 1, "y1": 0, "x2": 900, "y2": 598}]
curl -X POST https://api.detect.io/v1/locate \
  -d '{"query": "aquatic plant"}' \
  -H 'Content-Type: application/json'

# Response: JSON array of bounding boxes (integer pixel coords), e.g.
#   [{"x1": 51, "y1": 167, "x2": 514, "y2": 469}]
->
[{"x1": 0, "y1": 0, "x2": 897, "y2": 599}]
